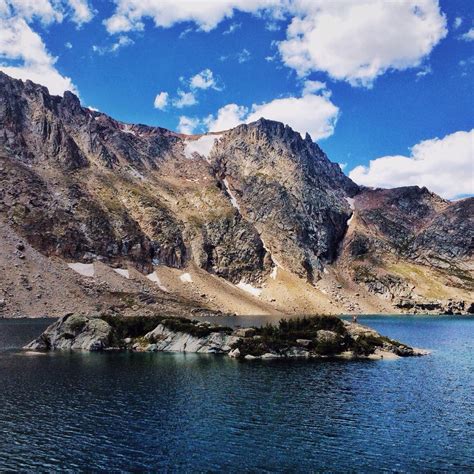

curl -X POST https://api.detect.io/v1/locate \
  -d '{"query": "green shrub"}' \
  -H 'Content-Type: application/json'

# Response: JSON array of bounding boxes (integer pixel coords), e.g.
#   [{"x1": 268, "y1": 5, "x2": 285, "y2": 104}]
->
[{"x1": 160, "y1": 318, "x2": 232, "y2": 338}]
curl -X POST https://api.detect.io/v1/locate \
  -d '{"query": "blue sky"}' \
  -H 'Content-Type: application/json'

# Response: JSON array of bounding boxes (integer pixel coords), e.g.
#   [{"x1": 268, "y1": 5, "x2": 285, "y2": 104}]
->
[{"x1": 0, "y1": 0, "x2": 472, "y2": 198}]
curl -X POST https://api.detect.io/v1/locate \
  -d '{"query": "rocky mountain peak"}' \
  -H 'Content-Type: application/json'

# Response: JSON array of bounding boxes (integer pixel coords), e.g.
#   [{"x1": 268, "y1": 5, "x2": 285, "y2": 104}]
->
[{"x1": 0, "y1": 71, "x2": 471, "y2": 317}]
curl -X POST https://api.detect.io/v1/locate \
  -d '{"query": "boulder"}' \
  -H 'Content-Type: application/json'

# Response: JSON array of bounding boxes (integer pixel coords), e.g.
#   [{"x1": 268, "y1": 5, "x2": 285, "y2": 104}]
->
[
  {"x1": 24, "y1": 314, "x2": 112, "y2": 351},
  {"x1": 316, "y1": 330, "x2": 339, "y2": 343},
  {"x1": 296, "y1": 339, "x2": 312, "y2": 348},
  {"x1": 233, "y1": 328, "x2": 256, "y2": 338}
]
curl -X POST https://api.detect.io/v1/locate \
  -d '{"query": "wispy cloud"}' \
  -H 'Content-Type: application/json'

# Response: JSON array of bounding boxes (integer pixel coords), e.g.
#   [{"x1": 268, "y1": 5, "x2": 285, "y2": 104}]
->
[{"x1": 92, "y1": 35, "x2": 134, "y2": 55}]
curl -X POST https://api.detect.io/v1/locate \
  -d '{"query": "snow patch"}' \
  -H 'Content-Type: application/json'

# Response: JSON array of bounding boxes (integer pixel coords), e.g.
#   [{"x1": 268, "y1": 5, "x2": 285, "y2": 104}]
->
[
  {"x1": 122, "y1": 124, "x2": 137, "y2": 136},
  {"x1": 223, "y1": 178, "x2": 240, "y2": 210},
  {"x1": 184, "y1": 134, "x2": 221, "y2": 161},
  {"x1": 345, "y1": 197, "x2": 355, "y2": 226},
  {"x1": 270, "y1": 266, "x2": 278, "y2": 280},
  {"x1": 113, "y1": 268, "x2": 129, "y2": 279},
  {"x1": 261, "y1": 236, "x2": 284, "y2": 270},
  {"x1": 67, "y1": 263, "x2": 95, "y2": 277},
  {"x1": 147, "y1": 272, "x2": 169, "y2": 292},
  {"x1": 179, "y1": 272, "x2": 193, "y2": 283},
  {"x1": 236, "y1": 281, "x2": 262, "y2": 297},
  {"x1": 128, "y1": 168, "x2": 145, "y2": 181}
]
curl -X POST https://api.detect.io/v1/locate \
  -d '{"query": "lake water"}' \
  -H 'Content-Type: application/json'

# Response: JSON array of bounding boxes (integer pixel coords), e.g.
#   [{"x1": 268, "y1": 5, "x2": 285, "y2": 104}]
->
[{"x1": 0, "y1": 315, "x2": 473, "y2": 472}]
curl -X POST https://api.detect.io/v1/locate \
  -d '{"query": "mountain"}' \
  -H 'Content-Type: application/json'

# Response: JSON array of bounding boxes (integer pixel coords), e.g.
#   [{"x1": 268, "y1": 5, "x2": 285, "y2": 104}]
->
[{"x1": 0, "y1": 72, "x2": 472, "y2": 317}]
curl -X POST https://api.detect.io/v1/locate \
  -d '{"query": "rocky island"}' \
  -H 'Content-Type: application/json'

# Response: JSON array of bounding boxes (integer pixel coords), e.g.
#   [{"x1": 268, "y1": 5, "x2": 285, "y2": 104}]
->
[{"x1": 25, "y1": 313, "x2": 426, "y2": 360}]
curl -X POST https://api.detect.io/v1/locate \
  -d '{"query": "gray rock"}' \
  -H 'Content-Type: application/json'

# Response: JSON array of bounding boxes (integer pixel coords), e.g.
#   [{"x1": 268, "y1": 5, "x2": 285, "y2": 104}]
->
[
  {"x1": 228, "y1": 348, "x2": 240, "y2": 358},
  {"x1": 316, "y1": 330, "x2": 339, "y2": 343},
  {"x1": 24, "y1": 314, "x2": 112, "y2": 351},
  {"x1": 233, "y1": 328, "x2": 256, "y2": 338},
  {"x1": 296, "y1": 339, "x2": 312, "y2": 347}
]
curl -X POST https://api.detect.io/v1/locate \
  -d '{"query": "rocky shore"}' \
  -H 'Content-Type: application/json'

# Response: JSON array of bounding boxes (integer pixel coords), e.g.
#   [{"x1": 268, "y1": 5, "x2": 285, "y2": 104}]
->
[{"x1": 25, "y1": 314, "x2": 427, "y2": 360}]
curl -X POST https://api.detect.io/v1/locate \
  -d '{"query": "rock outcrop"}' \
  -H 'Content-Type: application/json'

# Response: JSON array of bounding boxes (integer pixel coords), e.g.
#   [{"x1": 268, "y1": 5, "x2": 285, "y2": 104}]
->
[{"x1": 25, "y1": 314, "x2": 426, "y2": 360}]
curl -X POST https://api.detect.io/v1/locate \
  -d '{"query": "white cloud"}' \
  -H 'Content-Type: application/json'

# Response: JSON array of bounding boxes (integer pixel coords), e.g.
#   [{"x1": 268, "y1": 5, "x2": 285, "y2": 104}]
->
[
  {"x1": 178, "y1": 26, "x2": 193, "y2": 39},
  {"x1": 205, "y1": 103, "x2": 248, "y2": 132},
  {"x1": 0, "y1": 0, "x2": 95, "y2": 97},
  {"x1": 415, "y1": 64, "x2": 432, "y2": 78},
  {"x1": 0, "y1": 17, "x2": 77, "y2": 95},
  {"x1": 0, "y1": 0, "x2": 94, "y2": 25},
  {"x1": 172, "y1": 90, "x2": 197, "y2": 108},
  {"x1": 168, "y1": 69, "x2": 221, "y2": 109},
  {"x1": 104, "y1": 0, "x2": 283, "y2": 34},
  {"x1": 453, "y1": 17, "x2": 463, "y2": 30},
  {"x1": 2, "y1": 0, "x2": 62, "y2": 24},
  {"x1": 65, "y1": 41, "x2": 72, "y2": 49},
  {"x1": 190, "y1": 68, "x2": 218, "y2": 90},
  {"x1": 247, "y1": 92, "x2": 339, "y2": 140},
  {"x1": 302, "y1": 79, "x2": 327, "y2": 95},
  {"x1": 237, "y1": 48, "x2": 251, "y2": 63},
  {"x1": 205, "y1": 84, "x2": 339, "y2": 140},
  {"x1": 92, "y1": 35, "x2": 134, "y2": 54},
  {"x1": 278, "y1": 0, "x2": 447, "y2": 87},
  {"x1": 223, "y1": 22, "x2": 241, "y2": 35},
  {"x1": 177, "y1": 116, "x2": 200, "y2": 134},
  {"x1": 349, "y1": 130, "x2": 474, "y2": 200},
  {"x1": 66, "y1": 0, "x2": 94, "y2": 25},
  {"x1": 153, "y1": 91, "x2": 168, "y2": 110},
  {"x1": 460, "y1": 28, "x2": 474, "y2": 42},
  {"x1": 103, "y1": 0, "x2": 447, "y2": 88}
]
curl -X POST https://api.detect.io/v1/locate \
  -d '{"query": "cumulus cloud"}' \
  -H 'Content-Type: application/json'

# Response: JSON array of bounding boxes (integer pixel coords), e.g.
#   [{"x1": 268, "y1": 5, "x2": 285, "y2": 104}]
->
[
  {"x1": 153, "y1": 91, "x2": 168, "y2": 110},
  {"x1": 67, "y1": 0, "x2": 94, "y2": 25},
  {"x1": 103, "y1": 1, "x2": 448, "y2": 88},
  {"x1": 177, "y1": 116, "x2": 200, "y2": 134},
  {"x1": 460, "y1": 28, "x2": 474, "y2": 42},
  {"x1": 0, "y1": 17, "x2": 77, "y2": 95},
  {"x1": 0, "y1": 0, "x2": 95, "y2": 96},
  {"x1": 278, "y1": 0, "x2": 447, "y2": 87},
  {"x1": 349, "y1": 130, "x2": 474, "y2": 199},
  {"x1": 204, "y1": 103, "x2": 248, "y2": 132},
  {"x1": 302, "y1": 79, "x2": 327, "y2": 95},
  {"x1": 204, "y1": 84, "x2": 339, "y2": 140},
  {"x1": 1, "y1": 0, "x2": 62, "y2": 24},
  {"x1": 104, "y1": 0, "x2": 283, "y2": 34},
  {"x1": 246, "y1": 93, "x2": 339, "y2": 140},
  {"x1": 172, "y1": 90, "x2": 197, "y2": 108},
  {"x1": 190, "y1": 68, "x2": 218, "y2": 90},
  {"x1": 163, "y1": 69, "x2": 222, "y2": 110}
]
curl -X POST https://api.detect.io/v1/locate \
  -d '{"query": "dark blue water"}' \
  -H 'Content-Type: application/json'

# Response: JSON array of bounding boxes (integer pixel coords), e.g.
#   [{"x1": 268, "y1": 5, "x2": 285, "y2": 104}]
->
[{"x1": 0, "y1": 316, "x2": 473, "y2": 472}]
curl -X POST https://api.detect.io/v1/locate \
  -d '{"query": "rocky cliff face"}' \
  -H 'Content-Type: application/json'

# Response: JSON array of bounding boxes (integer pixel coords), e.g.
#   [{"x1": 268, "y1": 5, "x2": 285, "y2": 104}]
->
[
  {"x1": 0, "y1": 72, "x2": 472, "y2": 317},
  {"x1": 210, "y1": 120, "x2": 358, "y2": 281}
]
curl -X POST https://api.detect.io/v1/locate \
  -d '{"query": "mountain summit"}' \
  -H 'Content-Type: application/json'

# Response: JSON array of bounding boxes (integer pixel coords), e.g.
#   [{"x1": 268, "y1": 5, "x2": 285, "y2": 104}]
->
[{"x1": 0, "y1": 73, "x2": 472, "y2": 317}]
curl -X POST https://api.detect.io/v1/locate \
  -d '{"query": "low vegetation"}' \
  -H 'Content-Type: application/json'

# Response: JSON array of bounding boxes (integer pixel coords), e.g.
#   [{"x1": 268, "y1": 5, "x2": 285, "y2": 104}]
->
[
  {"x1": 101, "y1": 314, "x2": 232, "y2": 346},
  {"x1": 232, "y1": 316, "x2": 351, "y2": 358}
]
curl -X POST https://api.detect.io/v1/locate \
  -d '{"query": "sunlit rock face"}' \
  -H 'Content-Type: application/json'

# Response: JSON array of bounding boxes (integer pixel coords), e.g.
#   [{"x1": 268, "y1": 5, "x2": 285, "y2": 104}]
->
[{"x1": 0, "y1": 72, "x2": 472, "y2": 316}]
